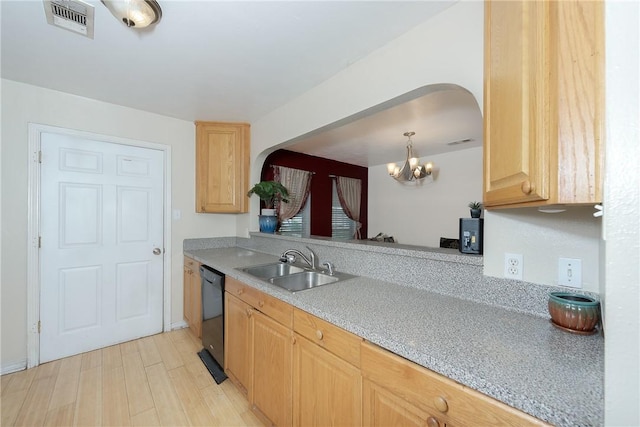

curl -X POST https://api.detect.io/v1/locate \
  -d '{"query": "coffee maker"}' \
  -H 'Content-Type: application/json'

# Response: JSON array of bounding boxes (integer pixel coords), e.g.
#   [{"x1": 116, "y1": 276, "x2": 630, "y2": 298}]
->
[{"x1": 459, "y1": 218, "x2": 483, "y2": 254}]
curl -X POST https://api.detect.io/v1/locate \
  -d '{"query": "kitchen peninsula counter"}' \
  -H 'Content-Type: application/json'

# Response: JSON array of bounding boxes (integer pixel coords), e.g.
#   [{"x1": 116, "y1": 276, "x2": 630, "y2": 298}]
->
[{"x1": 184, "y1": 244, "x2": 603, "y2": 427}]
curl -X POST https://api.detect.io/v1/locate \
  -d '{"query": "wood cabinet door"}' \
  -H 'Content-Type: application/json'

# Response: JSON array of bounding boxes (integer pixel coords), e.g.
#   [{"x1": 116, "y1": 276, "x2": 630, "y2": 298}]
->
[
  {"x1": 190, "y1": 268, "x2": 202, "y2": 338},
  {"x1": 195, "y1": 121, "x2": 250, "y2": 213},
  {"x1": 224, "y1": 293, "x2": 252, "y2": 396},
  {"x1": 363, "y1": 379, "x2": 450, "y2": 427},
  {"x1": 293, "y1": 334, "x2": 362, "y2": 427},
  {"x1": 183, "y1": 265, "x2": 193, "y2": 327},
  {"x1": 251, "y1": 310, "x2": 293, "y2": 427},
  {"x1": 483, "y1": 0, "x2": 550, "y2": 207}
]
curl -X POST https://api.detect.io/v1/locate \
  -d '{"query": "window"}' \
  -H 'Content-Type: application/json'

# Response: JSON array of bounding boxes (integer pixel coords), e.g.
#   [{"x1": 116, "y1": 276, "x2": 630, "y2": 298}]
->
[
  {"x1": 332, "y1": 181, "x2": 356, "y2": 240},
  {"x1": 279, "y1": 195, "x2": 311, "y2": 237}
]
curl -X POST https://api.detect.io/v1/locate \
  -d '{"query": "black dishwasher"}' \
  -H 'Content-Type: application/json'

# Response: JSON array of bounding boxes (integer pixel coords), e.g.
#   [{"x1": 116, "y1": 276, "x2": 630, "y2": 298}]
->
[{"x1": 199, "y1": 265, "x2": 226, "y2": 383}]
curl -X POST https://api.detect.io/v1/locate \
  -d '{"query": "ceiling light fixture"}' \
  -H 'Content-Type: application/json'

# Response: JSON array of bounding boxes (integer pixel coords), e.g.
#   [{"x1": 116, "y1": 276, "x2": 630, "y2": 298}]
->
[
  {"x1": 387, "y1": 132, "x2": 434, "y2": 183},
  {"x1": 101, "y1": 0, "x2": 162, "y2": 28}
]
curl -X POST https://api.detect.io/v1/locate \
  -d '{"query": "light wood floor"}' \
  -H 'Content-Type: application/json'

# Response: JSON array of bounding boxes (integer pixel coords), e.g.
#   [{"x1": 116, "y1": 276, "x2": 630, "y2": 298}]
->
[{"x1": 0, "y1": 328, "x2": 262, "y2": 426}]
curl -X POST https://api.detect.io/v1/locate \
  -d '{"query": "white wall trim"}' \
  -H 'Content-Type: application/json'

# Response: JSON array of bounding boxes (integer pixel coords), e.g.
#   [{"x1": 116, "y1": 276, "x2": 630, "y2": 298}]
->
[
  {"x1": 0, "y1": 359, "x2": 28, "y2": 376},
  {"x1": 171, "y1": 320, "x2": 188, "y2": 330},
  {"x1": 26, "y1": 123, "x2": 173, "y2": 368}
]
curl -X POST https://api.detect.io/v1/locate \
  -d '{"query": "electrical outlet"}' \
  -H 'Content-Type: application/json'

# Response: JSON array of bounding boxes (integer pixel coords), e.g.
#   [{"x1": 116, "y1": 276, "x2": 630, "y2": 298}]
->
[
  {"x1": 558, "y1": 258, "x2": 582, "y2": 288},
  {"x1": 504, "y1": 253, "x2": 523, "y2": 280}
]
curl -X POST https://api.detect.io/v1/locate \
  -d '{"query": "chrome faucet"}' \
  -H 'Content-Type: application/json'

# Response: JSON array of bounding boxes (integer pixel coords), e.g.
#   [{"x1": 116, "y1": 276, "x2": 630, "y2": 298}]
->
[
  {"x1": 322, "y1": 261, "x2": 335, "y2": 276},
  {"x1": 280, "y1": 246, "x2": 318, "y2": 270}
]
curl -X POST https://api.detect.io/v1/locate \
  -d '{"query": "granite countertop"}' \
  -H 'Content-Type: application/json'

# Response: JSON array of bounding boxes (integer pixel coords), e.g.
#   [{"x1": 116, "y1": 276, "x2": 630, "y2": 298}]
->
[{"x1": 185, "y1": 246, "x2": 603, "y2": 427}]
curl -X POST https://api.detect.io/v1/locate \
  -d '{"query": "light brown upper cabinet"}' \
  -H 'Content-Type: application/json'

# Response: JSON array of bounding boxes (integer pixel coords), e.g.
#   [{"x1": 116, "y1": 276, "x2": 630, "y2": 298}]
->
[
  {"x1": 483, "y1": 0, "x2": 603, "y2": 208},
  {"x1": 195, "y1": 121, "x2": 250, "y2": 213}
]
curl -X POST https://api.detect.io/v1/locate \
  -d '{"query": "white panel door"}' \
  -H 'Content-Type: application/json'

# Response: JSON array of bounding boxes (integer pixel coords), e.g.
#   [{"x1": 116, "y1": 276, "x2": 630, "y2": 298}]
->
[{"x1": 40, "y1": 132, "x2": 164, "y2": 363}]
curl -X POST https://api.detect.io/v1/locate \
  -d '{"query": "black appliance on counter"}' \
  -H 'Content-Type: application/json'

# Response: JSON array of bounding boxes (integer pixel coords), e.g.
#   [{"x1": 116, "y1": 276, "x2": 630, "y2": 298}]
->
[
  {"x1": 198, "y1": 265, "x2": 227, "y2": 384},
  {"x1": 459, "y1": 218, "x2": 483, "y2": 254}
]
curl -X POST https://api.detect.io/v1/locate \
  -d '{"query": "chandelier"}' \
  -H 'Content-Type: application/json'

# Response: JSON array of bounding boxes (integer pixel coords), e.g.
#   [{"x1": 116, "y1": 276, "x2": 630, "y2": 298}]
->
[{"x1": 387, "y1": 132, "x2": 434, "y2": 182}]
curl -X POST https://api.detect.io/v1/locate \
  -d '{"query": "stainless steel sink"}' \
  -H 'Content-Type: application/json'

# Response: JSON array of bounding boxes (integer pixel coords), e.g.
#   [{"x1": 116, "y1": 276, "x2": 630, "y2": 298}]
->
[
  {"x1": 240, "y1": 262, "x2": 305, "y2": 279},
  {"x1": 238, "y1": 262, "x2": 356, "y2": 292},
  {"x1": 269, "y1": 271, "x2": 341, "y2": 292}
]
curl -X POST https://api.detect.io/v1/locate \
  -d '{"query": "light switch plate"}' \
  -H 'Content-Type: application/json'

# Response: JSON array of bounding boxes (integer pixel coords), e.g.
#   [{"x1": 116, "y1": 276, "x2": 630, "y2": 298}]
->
[{"x1": 558, "y1": 258, "x2": 582, "y2": 288}]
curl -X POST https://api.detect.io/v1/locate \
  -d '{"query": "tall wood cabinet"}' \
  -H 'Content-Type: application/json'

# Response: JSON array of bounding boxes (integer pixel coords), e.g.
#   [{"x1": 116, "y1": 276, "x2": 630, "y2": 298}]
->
[
  {"x1": 195, "y1": 121, "x2": 250, "y2": 213},
  {"x1": 183, "y1": 256, "x2": 202, "y2": 338},
  {"x1": 483, "y1": 0, "x2": 603, "y2": 208}
]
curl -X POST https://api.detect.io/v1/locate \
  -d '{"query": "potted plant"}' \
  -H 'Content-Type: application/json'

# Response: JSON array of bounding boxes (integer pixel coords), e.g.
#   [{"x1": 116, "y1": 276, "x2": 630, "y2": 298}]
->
[
  {"x1": 468, "y1": 201, "x2": 483, "y2": 218},
  {"x1": 247, "y1": 181, "x2": 290, "y2": 233}
]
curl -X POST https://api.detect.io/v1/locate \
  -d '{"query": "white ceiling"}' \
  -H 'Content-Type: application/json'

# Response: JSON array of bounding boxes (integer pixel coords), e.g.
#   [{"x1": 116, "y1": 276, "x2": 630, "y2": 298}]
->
[
  {"x1": 281, "y1": 84, "x2": 482, "y2": 167},
  {"x1": 0, "y1": 0, "x2": 482, "y2": 167}
]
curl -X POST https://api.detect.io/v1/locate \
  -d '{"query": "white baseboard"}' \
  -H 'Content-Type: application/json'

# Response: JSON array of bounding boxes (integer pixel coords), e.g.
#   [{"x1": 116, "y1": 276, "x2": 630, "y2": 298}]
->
[
  {"x1": 171, "y1": 320, "x2": 188, "y2": 330},
  {"x1": 1, "y1": 359, "x2": 27, "y2": 375}
]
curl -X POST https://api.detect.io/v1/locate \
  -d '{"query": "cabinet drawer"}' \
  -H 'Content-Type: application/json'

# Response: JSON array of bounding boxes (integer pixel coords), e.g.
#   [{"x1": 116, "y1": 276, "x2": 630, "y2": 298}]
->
[
  {"x1": 361, "y1": 342, "x2": 548, "y2": 427},
  {"x1": 294, "y1": 309, "x2": 361, "y2": 367},
  {"x1": 225, "y1": 277, "x2": 292, "y2": 328}
]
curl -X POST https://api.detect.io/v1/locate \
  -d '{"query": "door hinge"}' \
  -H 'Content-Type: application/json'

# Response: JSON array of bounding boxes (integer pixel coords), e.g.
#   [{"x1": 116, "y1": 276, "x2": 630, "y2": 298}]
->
[
  {"x1": 38, "y1": 150, "x2": 42, "y2": 163},
  {"x1": 37, "y1": 321, "x2": 41, "y2": 333},
  {"x1": 38, "y1": 236, "x2": 42, "y2": 248}
]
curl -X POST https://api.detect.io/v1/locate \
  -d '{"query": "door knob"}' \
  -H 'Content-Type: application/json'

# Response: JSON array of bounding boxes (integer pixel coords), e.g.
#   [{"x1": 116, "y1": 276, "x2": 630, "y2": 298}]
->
[{"x1": 153, "y1": 248, "x2": 162, "y2": 255}]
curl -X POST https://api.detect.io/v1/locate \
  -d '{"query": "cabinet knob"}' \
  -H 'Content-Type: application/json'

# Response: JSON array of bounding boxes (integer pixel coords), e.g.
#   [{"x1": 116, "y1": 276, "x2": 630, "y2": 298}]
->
[
  {"x1": 315, "y1": 330, "x2": 323, "y2": 340},
  {"x1": 426, "y1": 417, "x2": 440, "y2": 427},
  {"x1": 521, "y1": 180, "x2": 534, "y2": 195},
  {"x1": 258, "y1": 300, "x2": 265, "y2": 308},
  {"x1": 237, "y1": 289, "x2": 244, "y2": 295},
  {"x1": 291, "y1": 336, "x2": 297, "y2": 345},
  {"x1": 246, "y1": 308, "x2": 252, "y2": 318},
  {"x1": 434, "y1": 396, "x2": 448, "y2": 413}
]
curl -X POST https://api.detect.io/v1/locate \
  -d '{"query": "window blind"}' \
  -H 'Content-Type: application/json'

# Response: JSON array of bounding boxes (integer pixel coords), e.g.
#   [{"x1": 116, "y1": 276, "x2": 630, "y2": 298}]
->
[{"x1": 279, "y1": 195, "x2": 311, "y2": 237}]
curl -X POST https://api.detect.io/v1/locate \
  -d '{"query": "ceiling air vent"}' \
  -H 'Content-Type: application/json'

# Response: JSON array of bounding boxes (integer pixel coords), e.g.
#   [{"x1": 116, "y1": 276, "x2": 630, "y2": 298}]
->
[{"x1": 43, "y1": 0, "x2": 95, "y2": 39}]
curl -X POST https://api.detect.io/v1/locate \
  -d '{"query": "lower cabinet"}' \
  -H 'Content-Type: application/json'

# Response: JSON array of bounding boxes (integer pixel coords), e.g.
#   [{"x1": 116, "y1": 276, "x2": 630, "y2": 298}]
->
[
  {"x1": 292, "y1": 307, "x2": 362, "y2": 427},
  {"x1": 364, "y1": 379, "x2": 452, "y2": 427},
  {"x1": 183, "y1": 256, "x2": 202, "y2": 338},
  {"x1": 224, "y1": 276, "x2": 549, "y2": 427},
  {"x1": 361, "y1": 342, "x2": 549, "y2": 427},
  {"x1": 292, "y1": 334, "x2": 362, "y2": 426},
  {"x1": 252, "y1": 310, "x2": 293, "y2": 427},
  {"x1": 224, "y1": 290, "x2": 252, "y2": 395},
  {"x1": 224, "y1": 277, "x2": 293, "y2": 426}
]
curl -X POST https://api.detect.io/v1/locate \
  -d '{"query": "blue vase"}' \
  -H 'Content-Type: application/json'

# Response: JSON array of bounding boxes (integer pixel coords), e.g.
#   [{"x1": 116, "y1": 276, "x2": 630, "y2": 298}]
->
[{"x1": 259, "y1": 215, "x2": 278, "y2": 233}]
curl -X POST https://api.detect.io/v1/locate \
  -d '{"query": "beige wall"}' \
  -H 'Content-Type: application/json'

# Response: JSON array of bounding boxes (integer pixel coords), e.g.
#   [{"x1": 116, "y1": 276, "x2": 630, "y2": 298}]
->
[
  {"x1": 250, "y1": 0, "x2": 601, "y2": 291},
  {"x1": 247, "y1": 1, "x2": 485, "y2": 234},
  {"x1": 0, "y1": 79, "x2": 240, "y2": 369},
  {"x1": 603, "y1": 0, "x2": 640, "y2": 424},
  {"x1": 368, "y1": 147, "x2": 483, "y2": 247},
  {"x1": 484, "y1": 208, "x2": 600, "y2": 292}
]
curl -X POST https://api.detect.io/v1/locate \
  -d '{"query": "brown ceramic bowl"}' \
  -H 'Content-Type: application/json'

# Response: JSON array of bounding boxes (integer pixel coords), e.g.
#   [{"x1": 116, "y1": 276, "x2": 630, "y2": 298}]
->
[{"x1": 548, "y1": 292, "x2": 600, "y2": 334}]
